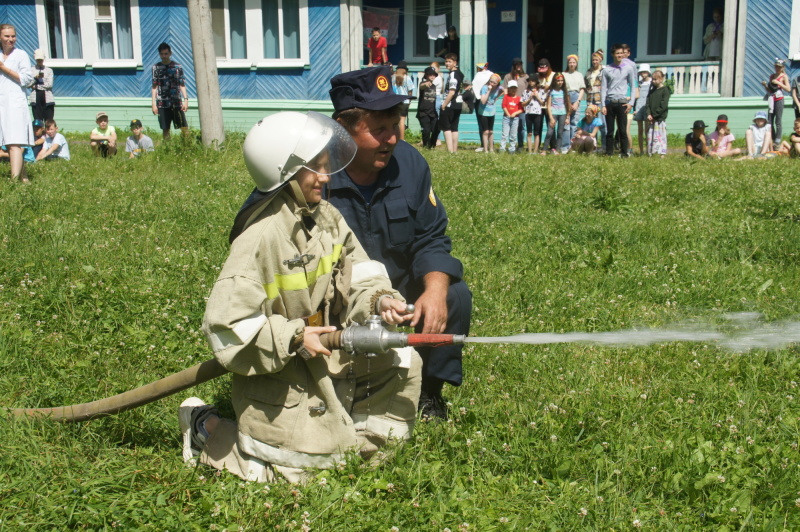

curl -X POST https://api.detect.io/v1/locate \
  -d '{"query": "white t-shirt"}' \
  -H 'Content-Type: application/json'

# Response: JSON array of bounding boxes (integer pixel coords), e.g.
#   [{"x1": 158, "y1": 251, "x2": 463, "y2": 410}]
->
[
  {"x1": 750, "y1": 123, "x2": 771, "y2": 151},
  {"x1": 43, "y1": 133, "x2": 70, "y2": 160}
]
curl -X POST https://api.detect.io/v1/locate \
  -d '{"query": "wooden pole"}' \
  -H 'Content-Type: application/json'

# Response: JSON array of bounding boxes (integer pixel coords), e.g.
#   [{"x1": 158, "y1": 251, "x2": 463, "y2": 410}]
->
[{"x1": 186, "y1": 0, "x2": 225, "y2": 148}]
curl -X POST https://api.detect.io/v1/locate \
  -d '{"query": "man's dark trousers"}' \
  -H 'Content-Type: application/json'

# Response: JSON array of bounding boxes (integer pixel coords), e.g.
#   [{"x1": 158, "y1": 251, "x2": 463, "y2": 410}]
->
[{"x1": 605, "y1": 101, "x2": 629, "y2": 155}]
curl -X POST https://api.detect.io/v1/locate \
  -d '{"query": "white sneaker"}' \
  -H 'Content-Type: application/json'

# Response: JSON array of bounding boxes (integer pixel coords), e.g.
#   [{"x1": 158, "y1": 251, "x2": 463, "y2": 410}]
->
[
  {"x1": 179, "y1": 397, "x2": 210, "y2": 464},
  {"x1": 475, "y1": 147, "x2": 484, "y2": 152}
]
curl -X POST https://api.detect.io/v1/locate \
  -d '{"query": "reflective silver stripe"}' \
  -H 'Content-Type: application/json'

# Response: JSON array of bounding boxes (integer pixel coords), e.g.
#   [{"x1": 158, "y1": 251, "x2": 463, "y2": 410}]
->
[
  {"x1": 207, "y1": 312, "x2": 268, "y2": 352},
  {"x1": 239, "y1": 432, "x2": 345, "y2": 469},
  {"x1": 350, "y1": 260, "x2": 389, "y2": 284},
  {"x1": 352, "y1": 414, "x2": 413, "y2": 440}
]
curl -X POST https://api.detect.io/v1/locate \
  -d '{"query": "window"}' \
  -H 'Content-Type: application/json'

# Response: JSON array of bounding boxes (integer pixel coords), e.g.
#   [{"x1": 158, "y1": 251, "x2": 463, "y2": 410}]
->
[
  {"x1": 636, "y1": 0, "x2": 704, "y2": 60},
  {"x1": 36, "y1": 0, "x2": 141, "y2": 67},
  {"x1": 210, "y1": 0, "x2": 308, "y2": 67},
  {"x1": 404, "y1": 0, "x2": 455, "y2": 61}
]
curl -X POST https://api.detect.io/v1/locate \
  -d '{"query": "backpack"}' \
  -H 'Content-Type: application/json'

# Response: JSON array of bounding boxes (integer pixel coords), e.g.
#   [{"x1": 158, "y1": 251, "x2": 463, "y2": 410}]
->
[{"x1": 461, "y1": 88, "x2": 475, "y2": 114}]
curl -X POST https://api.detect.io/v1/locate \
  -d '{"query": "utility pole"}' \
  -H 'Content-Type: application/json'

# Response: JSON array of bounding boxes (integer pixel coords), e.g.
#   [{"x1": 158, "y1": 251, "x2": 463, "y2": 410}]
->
[{"x1": 186, "y1": 0, "x2": 225, "y2": 148}]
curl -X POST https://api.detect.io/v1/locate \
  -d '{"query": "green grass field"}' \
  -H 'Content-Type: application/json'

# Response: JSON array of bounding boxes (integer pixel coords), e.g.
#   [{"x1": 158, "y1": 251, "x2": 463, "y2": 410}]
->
[{"x1": 2, "y1": 136, "x2": 800, "y2": 531}]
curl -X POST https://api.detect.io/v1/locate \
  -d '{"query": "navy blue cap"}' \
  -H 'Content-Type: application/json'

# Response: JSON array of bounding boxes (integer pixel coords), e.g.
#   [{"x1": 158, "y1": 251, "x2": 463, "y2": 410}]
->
[
  {"x1": 32, "y1": 119, "x2": 44, "y2": 128},
  {"x1": 329, "y1": 66, "x2": 414, "y2": 112}
]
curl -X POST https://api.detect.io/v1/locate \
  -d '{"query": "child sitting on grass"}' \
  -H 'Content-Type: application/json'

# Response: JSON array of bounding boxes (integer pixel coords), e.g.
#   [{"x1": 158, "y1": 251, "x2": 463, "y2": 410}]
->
[
  {"x1": 708, "y1": 114, "x2": 742, "y2": 158},
  {"x1": 125, "y1": 119, "x2": 155, "y2": 158},
  {"x1": 745, "y1": 111, "x2": 773, "y2": 157},
  {"x1": 779, "y1": 118, "x2": 800, "y2": 157},
  {"x1": 36, "y1": 120, "x2": 70, "y2": 161},
  {"x1": 90, "y1": 112, "x2": 117, "y2": 157},
  {"x1": 685, "y1": 120, "x2": 709, "y2": 159},
  {"x1": 568, "y1": 105, "x2": 603, "y2": 154}
]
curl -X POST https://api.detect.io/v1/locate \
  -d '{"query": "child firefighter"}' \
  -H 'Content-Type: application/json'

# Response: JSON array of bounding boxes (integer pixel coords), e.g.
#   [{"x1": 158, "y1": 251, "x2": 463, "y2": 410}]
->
[{"x1": 179, "y1": 111, "x2": 421, "y2": 484}]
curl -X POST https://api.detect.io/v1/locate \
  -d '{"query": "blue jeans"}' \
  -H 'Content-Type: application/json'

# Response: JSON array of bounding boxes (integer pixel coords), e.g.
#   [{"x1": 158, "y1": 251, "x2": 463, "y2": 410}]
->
[
  {"x1": 562, "y1": 91, "x2": 581, "y2": 151},
  {"x1": 501, "y1": 115, "x2": 520, "y2": 152}
]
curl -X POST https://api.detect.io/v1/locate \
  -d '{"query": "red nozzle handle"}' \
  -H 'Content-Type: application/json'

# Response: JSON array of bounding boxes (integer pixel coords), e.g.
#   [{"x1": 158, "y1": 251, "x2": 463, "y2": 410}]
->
[{"x1": 406, "y1": 334, "x2": 457, "y2": 348}]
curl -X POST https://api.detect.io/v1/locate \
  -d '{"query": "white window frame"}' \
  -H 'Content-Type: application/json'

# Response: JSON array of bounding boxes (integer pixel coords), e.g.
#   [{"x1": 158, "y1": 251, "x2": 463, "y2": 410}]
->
[
  {"x1": 214, "y1": 0, "x2": 309, "y2": 69},
  {"x1": 635, "y1": 0, "x2": 704, "y2": 62},
  {"x1": 403, "y1": 0, "x2": 458, "y2": 62},
  {"x1": 35, "y1": 0, "x2": 142, "y2": 68},
  {"x1": 790, "y1": 0, "x2": 800, "y2": 60}
]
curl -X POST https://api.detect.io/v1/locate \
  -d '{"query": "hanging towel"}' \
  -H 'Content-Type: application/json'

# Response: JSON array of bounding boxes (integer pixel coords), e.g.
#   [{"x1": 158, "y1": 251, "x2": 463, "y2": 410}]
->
[{"x1": 427, "y1": 14, "x2": 448, "y2": 40}]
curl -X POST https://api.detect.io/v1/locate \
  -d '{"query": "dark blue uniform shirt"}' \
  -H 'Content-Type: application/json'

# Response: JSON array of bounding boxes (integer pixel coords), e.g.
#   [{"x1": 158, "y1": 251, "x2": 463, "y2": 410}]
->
[{"x1": 325, "y1": 141, "x2": 464, "y2": 299}]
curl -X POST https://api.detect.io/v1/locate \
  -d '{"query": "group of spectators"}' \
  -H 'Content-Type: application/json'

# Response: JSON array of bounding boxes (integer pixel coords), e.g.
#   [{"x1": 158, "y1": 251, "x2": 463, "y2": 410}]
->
[
  {"x1": 401, "y1": 44, "x2": 800, "y2": 160},
  {"x1": 0, "y1": 27, "x2": 189, "y2": 182}
]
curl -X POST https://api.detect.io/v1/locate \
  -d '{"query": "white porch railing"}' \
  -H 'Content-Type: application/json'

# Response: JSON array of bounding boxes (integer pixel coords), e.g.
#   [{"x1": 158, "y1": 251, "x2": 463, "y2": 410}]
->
[{"x1": 649, "y1": 61, "x2": 720, "y2": 95}]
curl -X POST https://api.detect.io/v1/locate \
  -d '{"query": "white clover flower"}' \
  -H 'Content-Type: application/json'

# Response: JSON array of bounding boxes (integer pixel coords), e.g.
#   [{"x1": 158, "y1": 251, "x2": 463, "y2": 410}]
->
[
  {"x1": 579, "y1": 508, "x2": 588, "y2": 517},
  {"x1": 550, "y1": 435, "x2": 558, "y2": 442},
  {"x1": 632, "y1": 519, "x2": 642, "y2": 528}
]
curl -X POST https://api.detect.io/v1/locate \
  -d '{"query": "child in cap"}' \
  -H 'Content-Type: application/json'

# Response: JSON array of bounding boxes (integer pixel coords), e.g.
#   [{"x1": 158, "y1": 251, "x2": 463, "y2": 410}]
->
[
  {"x1": 745, "y1": 111, "x2": 773, "y2": 157},
  {"x1": 36, "y1": 120, "x2": 70, "y2": 161},
  {"x1": 708, "y1": 114, "x2": 742, "y2": 158},
  {"x1": 500, "y1": 80, "x2": 523, "y2": 153},
  {"x1": 31, "y1": 119, "x2": 46, "y2": 159},
  {"x1": 90, "y1": 112, "x2": 117, "y2": 157},
  {"x1": 417, "y1": 67, "x2": 440, "y2": 149},
  {"x1": 763, "y1": 59, "x2": 790, "y2": 149},
  {"x1": 685, "y1": 120, "x2": 709, "y2": 159},
  {"x1": 126, "y1": 120, "x2": 155, "y2": 158}
]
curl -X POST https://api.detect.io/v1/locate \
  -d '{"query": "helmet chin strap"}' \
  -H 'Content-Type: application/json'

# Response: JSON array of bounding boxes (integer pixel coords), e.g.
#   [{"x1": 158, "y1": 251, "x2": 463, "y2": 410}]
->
[{"x1": 289, "y1": 179, "x2": 319, "y2": 215}]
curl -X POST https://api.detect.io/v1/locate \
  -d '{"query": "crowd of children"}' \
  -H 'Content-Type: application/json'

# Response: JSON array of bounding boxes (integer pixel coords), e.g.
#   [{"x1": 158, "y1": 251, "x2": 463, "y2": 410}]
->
[{"x1": 1, "y1": 113, "x2": 156, "y2": 179}]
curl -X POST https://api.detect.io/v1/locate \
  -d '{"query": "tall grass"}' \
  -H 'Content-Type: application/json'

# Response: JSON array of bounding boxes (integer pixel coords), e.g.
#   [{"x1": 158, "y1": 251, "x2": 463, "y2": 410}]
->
[{"x1": 1, "y1": 138, "x2": 800, "y2": 530}]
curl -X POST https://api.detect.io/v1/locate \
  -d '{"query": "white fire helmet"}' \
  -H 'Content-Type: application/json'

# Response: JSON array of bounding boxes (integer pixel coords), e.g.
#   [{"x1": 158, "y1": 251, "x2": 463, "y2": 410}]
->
[{"x1": 243, "y1": 111, "x2": 357, "y2": 193}]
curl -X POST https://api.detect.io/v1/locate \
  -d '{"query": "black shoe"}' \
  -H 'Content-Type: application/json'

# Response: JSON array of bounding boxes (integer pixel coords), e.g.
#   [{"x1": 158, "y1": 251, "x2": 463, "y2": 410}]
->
[{"x1": 419, "y1": 391, "x2": 448, "y2": 420}]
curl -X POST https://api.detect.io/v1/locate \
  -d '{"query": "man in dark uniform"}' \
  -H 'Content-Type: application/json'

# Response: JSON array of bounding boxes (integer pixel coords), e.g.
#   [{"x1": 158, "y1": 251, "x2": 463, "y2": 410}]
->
[{"x1": 325, "y1": 66, "x2": 472, "y2": 419}]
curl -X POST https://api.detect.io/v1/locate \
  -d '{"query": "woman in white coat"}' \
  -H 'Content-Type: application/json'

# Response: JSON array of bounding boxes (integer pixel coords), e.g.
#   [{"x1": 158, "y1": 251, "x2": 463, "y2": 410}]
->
[{"x1": 0, "y1": 24, "x2": 35, "y2": 182}]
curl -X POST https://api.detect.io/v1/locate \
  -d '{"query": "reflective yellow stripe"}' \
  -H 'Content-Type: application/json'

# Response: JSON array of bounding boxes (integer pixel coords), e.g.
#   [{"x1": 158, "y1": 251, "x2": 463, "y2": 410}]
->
[{"x1": 263, "y1": 244, "x2": 343, "y2": 299}]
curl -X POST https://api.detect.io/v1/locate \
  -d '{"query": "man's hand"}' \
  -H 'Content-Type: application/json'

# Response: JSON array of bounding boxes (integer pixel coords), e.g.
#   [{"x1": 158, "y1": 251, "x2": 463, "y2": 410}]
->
[
  {"x1": 411, "y1": 272, "x2": 449, "y2": 334},
  {"x1": 302, "y1": 325, "x2": 338, "y2": 357},
  {"x1": 624, "y1": 104, "x2": 632, "y2": 112},
  {"x1": 181, "y1": 99, "x2": 188, "y2": 112},
  {"x1": 152, "y1": 103, "x2": 158, "y2": 115}
]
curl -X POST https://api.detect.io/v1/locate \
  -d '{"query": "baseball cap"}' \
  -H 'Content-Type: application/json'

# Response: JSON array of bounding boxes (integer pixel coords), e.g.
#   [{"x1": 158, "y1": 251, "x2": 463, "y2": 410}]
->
[
  {"x1": 130, "y1": 119, "x2": 143, "y2": 129},
  {"x1": 395, "y1": 60, "x2": 409, "y2": 71},
  {"x1": 753, "y1": 111, "x2": 768, "y2": 121},
  {"x1": 32, "y1": 119, "x2": 44, "y2": 128},
  {"x1": 507, "y1": 80, "x2": 518, "y2": 88},
  {"x1": 512, "y1": 57, "x2": 523, "y2": 65},
  {"x1": 716, "y1": 114, "x2": 728, "y2": 123},
  {"x1": 33, "y1": 49, "x2": 45, "y2": 60},
  {"x1": 329, "y1": 66, "x2": 415, "y2": 112},
  {"x1": 537, "y1": 58, "x2": 550, "y2": 72},
  {"x1": 423, "y1": 66, "x2": 437, "y2": 77},
  {"x1": 692, "y1": 120, "x2": 707, "y2": 129},
  {"x1": 96, "y1": 111, "x2": 109, "y2": 120}
]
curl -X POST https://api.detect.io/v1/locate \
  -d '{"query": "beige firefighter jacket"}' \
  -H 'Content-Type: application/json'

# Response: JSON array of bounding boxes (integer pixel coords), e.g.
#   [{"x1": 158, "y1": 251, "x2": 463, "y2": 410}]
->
[{"x1": 202, "y1": 188, "x2": 409, "y2": 469}]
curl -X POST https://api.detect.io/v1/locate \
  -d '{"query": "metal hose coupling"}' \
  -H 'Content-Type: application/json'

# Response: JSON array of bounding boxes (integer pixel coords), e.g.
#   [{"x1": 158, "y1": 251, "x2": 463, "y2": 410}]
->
[{"x1": 321, "y1": 315, "x2": 466, "y2": 358}]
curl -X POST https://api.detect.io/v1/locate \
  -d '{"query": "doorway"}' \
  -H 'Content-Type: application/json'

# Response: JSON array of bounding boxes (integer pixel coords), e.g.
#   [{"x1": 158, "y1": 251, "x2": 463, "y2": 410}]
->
[{"x1": 527, "y1": 0, "x2": 564, "y2": 72}]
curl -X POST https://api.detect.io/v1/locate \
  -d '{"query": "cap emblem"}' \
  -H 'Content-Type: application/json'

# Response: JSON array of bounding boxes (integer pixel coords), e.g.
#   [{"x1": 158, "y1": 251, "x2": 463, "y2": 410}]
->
[{"x1": 376, "y1": 75, "x2": 389, "y2": 92}]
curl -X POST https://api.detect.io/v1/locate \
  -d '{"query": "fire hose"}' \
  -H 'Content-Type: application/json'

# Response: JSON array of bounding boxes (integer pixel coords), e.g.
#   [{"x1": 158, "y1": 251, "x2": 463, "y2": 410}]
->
[{"x1": 9, "y1": 315, "x2": 465, "y2": 422}]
